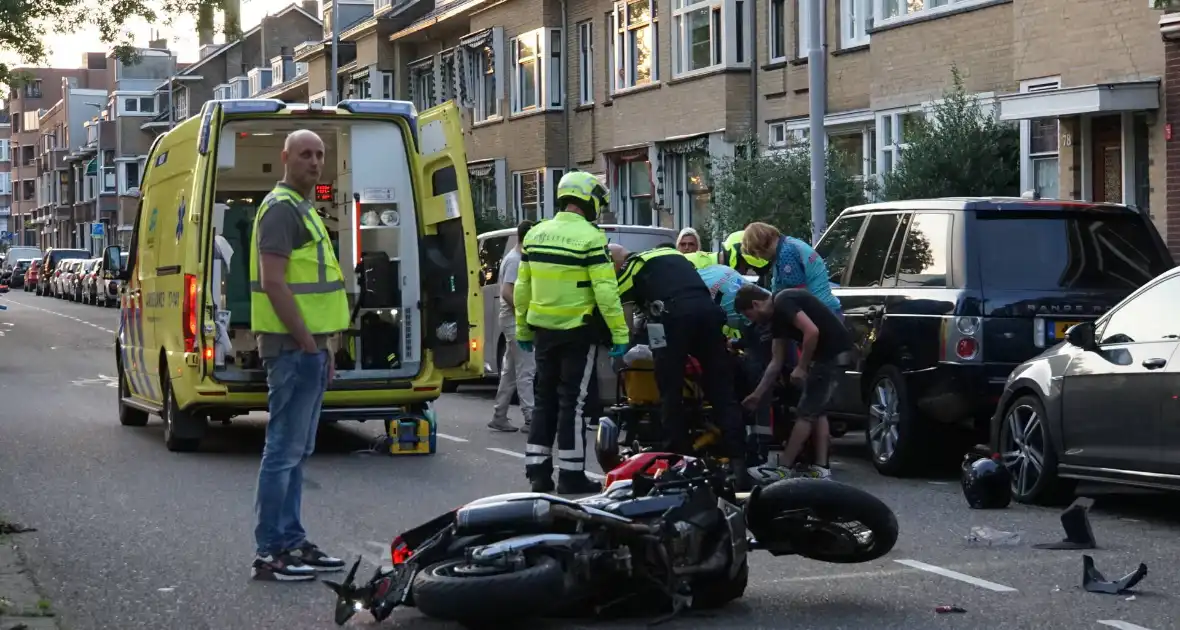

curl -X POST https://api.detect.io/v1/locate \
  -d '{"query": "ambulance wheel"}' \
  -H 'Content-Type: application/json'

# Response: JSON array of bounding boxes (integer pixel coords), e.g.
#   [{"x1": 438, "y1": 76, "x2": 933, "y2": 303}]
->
[
  {"x1": 117, "y1": 350, "x2": 150, "y2": 427},
  {"x1": 160, "y1": 364, "x2": 205, "y2": 453}
]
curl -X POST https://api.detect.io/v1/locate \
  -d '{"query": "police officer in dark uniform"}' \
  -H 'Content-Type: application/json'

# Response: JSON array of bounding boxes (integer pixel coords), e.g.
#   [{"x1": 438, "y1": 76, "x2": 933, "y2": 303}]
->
[{"x1": 609, "y1": 244, "x2": 749, "y2": 488}]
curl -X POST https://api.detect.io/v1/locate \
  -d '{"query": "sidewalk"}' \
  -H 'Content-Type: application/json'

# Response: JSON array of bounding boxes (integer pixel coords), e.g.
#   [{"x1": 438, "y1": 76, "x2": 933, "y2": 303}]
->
[{"x1": 0, "y1": 522, "x2": 60, "y2": 630}]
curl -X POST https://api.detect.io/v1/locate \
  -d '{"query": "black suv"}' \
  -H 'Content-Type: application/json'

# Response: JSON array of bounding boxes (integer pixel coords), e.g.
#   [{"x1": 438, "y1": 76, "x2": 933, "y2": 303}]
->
[{"x1": 813, "y1": 197, "x2": 1174, "y2": 476}]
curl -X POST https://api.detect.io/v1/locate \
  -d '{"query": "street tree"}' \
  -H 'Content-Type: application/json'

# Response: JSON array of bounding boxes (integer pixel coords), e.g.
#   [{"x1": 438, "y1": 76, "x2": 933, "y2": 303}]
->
[
  {"x1": 0, "y1": 0, "x2": 240, "y2": 87},
  {"x1": 706, "y1": 134, "x2": 872, "y2": 243},
  {"x1": 879, "y1": 67, "x2": 1020, "y2": 201}
]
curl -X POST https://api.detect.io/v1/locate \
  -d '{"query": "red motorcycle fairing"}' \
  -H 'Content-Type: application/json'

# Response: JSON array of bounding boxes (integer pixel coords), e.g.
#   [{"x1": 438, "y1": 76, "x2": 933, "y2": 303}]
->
[{"x1": 603, "y1": 451, "x2": 694, "y2": 488}]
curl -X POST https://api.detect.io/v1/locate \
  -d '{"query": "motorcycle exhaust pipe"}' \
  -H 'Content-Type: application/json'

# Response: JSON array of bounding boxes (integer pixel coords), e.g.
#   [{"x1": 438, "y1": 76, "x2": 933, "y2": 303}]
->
[
  {"x1": 456, "y1": 499, "x2": 554, "y2": 533},
  {"x1": 549, "y1": 504, "x2": 658, "y2": 534}
]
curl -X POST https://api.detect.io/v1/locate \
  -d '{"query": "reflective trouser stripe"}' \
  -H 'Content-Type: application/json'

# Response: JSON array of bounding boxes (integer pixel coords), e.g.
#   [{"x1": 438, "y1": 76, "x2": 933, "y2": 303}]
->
[
  {"x1": 557, "y1": 345, "x2": 596, "y2": 472},
  {"x1": 526, "y1": 444, "x2": 551, "y2": 466}
]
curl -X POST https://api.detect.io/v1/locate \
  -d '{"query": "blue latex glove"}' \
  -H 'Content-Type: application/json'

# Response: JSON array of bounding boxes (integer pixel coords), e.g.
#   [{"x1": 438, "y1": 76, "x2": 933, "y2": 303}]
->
[
  {"x1": 608, "y1": 343, "x2": 627, "y2": 358},
  {"x1": 517, "y1": 340, "x2": 534, "y2": 352}
]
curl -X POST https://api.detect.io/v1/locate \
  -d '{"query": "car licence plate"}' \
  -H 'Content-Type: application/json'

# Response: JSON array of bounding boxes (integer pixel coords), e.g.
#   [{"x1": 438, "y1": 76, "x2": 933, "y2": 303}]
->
[{"x1": 1051, "y1": 320, "x2": 1082, "y2": 341}]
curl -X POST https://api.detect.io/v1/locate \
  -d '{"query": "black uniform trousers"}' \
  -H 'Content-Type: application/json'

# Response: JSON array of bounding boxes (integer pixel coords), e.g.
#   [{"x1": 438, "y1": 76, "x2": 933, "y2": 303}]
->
[
  {"x1": 525, "y1": 326, "x2": 597, "y2": 477},
  {"x1": 652, "y1": 298, "x2": 745, "y2": 459}
]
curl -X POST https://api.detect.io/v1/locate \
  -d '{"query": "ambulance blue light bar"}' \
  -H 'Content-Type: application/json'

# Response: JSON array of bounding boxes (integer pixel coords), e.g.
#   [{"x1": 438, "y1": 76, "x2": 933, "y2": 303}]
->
[
  {"x1": 219, "y1": 99, "x2": 287, "y2": 115},
  {"x1": 336, "y1": 99, "x2": 418, "y2": 119}
]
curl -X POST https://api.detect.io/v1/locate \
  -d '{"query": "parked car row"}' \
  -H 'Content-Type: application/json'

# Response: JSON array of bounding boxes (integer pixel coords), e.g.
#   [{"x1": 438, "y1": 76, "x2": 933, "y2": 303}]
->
[{"x1": 27, "y1": 246, "x2": 127, "y2": 307}]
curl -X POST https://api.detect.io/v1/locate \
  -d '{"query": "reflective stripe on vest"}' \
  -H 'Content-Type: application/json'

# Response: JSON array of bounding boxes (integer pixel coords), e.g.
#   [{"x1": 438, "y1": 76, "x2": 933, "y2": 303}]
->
[{"x1": 249, "y1": 185, "x2": 349, "y2": 334}]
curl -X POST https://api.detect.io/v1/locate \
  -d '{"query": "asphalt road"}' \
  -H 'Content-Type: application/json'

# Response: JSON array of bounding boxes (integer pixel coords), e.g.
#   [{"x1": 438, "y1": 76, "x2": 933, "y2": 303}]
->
[{"x1": 1, "y1": 292, "x2": 1179, "y2": 630}]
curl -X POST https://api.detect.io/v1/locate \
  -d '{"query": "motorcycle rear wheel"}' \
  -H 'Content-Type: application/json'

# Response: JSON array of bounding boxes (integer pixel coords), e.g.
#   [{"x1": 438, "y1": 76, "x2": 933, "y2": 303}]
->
[
  {"x1": 412, "y1": 555, "x2": 566, "y2": 625},
  {"x1": 748, "y1": 479, "x2": 898, "y2": 564}
]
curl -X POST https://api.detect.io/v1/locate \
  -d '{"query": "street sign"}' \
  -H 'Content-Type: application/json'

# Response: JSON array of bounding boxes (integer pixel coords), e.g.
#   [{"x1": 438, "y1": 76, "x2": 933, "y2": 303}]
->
[{"x1": 91, "y1": 223, "x2": 105, "y2": 237}]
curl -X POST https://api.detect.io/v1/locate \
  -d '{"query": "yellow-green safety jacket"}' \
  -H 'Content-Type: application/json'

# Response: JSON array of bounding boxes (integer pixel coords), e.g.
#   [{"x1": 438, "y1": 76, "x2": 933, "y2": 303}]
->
[
  {"x1": 682, "y1": 250, "x2": 719, "y2": 269},
  {"x1": 718, "y1": 230, "x2": 769, "y2": 270},
  {"x1": 514, "y1": 212, "x2": 629, "y2": 345},
  {"x1": 249, "y1": 184, "x2": 350, "y2": 335}
]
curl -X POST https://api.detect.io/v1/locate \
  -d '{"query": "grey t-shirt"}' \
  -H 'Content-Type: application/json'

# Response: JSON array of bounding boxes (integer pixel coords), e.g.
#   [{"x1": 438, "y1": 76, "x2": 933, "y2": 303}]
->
[
  {"x1": 254, "y1": 186, "x2": 336, "y2": 358},
  {"x1": 498, "y1": 247, "x2": 522, "y2": 327}
]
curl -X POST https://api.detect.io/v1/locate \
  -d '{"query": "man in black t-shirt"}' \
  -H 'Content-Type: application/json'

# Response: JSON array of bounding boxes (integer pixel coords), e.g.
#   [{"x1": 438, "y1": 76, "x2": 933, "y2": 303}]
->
[{"x1": 735, "y1": 285, "x2": 855, "y2": 479}]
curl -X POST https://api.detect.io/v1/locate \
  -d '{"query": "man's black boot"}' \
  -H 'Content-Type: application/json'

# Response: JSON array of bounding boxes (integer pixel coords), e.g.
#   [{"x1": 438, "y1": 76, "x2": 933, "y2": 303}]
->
[
  {"x1": 526, "y1": 464, "x2": 555, "y2": 493},
  {"x1": 557, "y1": 471, "x2": 602, "y2": 495}
]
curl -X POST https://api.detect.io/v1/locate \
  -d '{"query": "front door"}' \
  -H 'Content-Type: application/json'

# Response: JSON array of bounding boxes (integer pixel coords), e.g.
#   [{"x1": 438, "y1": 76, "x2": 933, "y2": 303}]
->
[
  {"x1": 1059, "y1": 274, "x2": 1180, "y2": 472},
  {"x1": 1091, "y1": 115, "x2": 1123, "y2": 204}
]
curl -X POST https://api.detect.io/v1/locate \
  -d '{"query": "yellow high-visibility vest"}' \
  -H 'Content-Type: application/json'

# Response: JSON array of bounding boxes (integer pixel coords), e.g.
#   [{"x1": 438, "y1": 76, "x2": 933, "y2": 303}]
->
[{"x1": 249, "y1": 184, "x2": 350, "y2": 335}]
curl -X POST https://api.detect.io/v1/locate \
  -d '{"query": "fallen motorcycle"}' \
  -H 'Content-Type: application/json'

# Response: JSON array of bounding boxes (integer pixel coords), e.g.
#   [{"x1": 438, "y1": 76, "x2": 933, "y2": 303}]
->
[{"x1": 326, "y1": 427, "x2": 899, "y2": 627}]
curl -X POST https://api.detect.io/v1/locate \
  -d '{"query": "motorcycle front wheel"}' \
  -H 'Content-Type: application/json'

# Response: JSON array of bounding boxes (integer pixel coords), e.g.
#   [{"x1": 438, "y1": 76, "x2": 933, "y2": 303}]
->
[
  {"x1": 412, "y1": 555, "x2": 566, "y2": 625},
  {"x1": 747, "y1": 478, "x2": 899, "y2": 564}
]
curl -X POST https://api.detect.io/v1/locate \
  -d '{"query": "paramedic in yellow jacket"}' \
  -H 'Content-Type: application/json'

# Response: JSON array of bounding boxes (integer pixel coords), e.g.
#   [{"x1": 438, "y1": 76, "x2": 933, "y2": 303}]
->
[{"x1": 515, "y1": 171, "x2": 629, "y2": 495}]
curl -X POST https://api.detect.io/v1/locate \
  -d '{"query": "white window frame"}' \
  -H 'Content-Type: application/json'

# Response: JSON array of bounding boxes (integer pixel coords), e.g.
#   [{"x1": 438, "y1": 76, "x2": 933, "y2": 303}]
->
[
  {"x1": 409, "y1": 58, "x2": 436, "y2": 112},
  {"x1": 611, "y1": 158, "x2": 656, "y2": 226},
  {"x1": 611, "y1": 0, "x2": 660, "y2": 93},
  {"x1": 1019, "y1": 77, "x2": 1062, "y2": 200},
  {"x1": 875, "y1": 106, "x2": 924, "y2": 177},
  {"x1": 118, "y1": 158, "x2": 145, "y2": 195},
  {"x1": 768, "y1": 119, "x2": 809, "y2": 152},
  {"x1": 671, "y1": 0, "x2": 750, "y2": 78},
  {"x1": 769, "y1": 0, "x2": 787, "y2": 63},
  {"x1": 874, "y1": 0, "x2": 995, "y2": 28},
  {"x1": 840, "y1": 0, "x2": 871, "y2": 48},
  {"x1": 828, "y1": 123, "x2": 877, "y2": 183},
  {"x1": 0, "y1": 172, "x2": 9, "y2": 196},
  {"x1": 462, "y1": 29, "x2": 504, "y2": 123},
  {"x1": 469, "y1": 158, "x2": 509, "y2": 218},
  {"x1": 513, "y1": 169, "x2": 549, "y2": 221},
  {"x1": 509, "y1": 27, "x2": 564, "y2": 116},
  {"x1": 578, "y1": 20, "x2": 595, "y2": 105},
  {"x1": 309, "y1": 90, "x2": 329, "y2": 106},
  {"x1": 213, "y1": 84, "x2": 233, "y2": 100},
  {"x1": 0, "y1": 139, "x2": 9, "y2": 163}
]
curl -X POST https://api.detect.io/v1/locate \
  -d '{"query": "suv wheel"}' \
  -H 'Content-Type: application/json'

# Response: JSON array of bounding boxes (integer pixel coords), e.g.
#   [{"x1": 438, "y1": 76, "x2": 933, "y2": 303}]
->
[
  {"x1": 161, "y1": 372, "x2": 205, "y2": 452},
  {"x1": 865, "y1": 365, "x2": 922, "y2": 477},
  {"x1": 998, "y1": 395, "x2": 1075, "y2": 505},
  {"x1": 117, "y1": 352, "x2": 150, "y2": 427}
]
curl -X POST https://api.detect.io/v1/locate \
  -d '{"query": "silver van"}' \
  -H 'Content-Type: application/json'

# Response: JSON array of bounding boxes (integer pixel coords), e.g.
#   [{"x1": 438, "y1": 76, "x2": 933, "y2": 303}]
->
[{"x1": 443, "y1": 224, "x2": 677, "y2": 403}]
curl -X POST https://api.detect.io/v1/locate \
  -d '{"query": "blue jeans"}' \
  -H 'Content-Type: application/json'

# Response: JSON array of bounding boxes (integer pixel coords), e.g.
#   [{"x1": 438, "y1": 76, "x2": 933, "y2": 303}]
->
[{"x1": 254, "y1": 349, "x2": 328, "y2": 555}]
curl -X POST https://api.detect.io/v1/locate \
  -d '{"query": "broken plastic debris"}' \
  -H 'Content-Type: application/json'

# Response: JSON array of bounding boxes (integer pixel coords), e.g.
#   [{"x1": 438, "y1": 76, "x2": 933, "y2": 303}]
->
[
  {"x1": 935, "y1": 606, "x2": 967, "y2": 614},
  {"x1": 1033, "y1": 497, "x2": 1096, "y2": 550},
  {"x1": 1125, "y1": 595, "x2": 1136, "y2": 601},
  {"x1": 965, "y1": 525, "x2": 1021, "y2": 547},
  {"x1": 158, "y1": 587, "x2": 175, "y2": 593},
  {"x1": 1081, "y1": 555, "x2": 1147, "y2": 595},
  {"x1": 0, "y1": 522, "x2": 36, "y2": 535}
]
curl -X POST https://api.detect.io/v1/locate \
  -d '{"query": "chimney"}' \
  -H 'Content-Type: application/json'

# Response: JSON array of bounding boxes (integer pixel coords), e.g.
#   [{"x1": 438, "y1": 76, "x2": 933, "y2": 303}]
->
[
  {"x1": 301, "y1": 0, "x2": 319, "y2": 17},
  {"x1": 148, "y1": 37, "x2": 168, "y2": 51},
  {"x1": 197, "y1": 5, "x2": 214, "y2": 46},
  {"x1": 224, "y1": 0, "x2": 242, "y2": 37}
]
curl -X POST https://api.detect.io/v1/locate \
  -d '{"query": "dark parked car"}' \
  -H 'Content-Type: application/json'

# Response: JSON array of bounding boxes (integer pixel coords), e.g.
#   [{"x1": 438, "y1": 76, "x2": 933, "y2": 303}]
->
[
  {"x1": 992, "y1": 265, "x2": 1180, "y2": 504},
  {"x1": 36, "y1": 248, "x2": 91, "y2": 296},
  {"x1": 814, "y1": 198, "x2": 1173, "y2": 477},
  {"x1": 7, "y1": 259, "x2": 33, "y2": 288}
]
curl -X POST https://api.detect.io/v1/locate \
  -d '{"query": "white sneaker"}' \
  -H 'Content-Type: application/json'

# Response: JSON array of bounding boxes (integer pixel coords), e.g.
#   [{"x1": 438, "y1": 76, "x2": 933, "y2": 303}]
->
[
  {"x1": 747, "y1": 465, "x2": 792, "y2": 485},
  {"x1": 808, "y1": 465, "x2": 832, "y2": 480}
]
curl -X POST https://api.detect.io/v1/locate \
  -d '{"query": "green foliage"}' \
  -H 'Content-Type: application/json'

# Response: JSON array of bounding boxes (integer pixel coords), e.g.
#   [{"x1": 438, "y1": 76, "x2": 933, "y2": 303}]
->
[
  {"x1": 0, "y1": 0, "x2": 241, "y2": 87},
  {"x1": 474, "y1": 207, "x2": 514, "y2": 234},
  {"x1": 706, "y1": 134, "x2": 872, "y2": 242},
  {"x1": 879, "y1": 67, "x2": 1020, "y2": 201}
]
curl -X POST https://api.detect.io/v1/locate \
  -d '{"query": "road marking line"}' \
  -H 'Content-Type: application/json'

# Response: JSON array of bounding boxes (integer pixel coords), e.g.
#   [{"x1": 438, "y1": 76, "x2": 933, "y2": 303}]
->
[
  {"x1": 893, "y1": 559, "x2": 1017, "y2": 592},
  {"x1": 6, "y1": 299, "x2": 117, "y2": 335},
  {"x1": 437, "y1": 433, "x2": 468, "y2": 442},
  {"x1": 487, "y1": 447, "x2": 525, "y2": 458},
  {"x1": 771, "y1": 566, "x2": 918, "y2": 584},
  {"x1": 1099, "y1": 622, "x2": 1156, "y2": 630}
]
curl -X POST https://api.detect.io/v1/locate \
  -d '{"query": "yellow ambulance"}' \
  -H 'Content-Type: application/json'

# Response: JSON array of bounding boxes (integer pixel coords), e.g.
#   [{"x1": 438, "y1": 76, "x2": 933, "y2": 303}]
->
[{"x1": 104, "y1": 99, "x2": 483, "y2": 453}]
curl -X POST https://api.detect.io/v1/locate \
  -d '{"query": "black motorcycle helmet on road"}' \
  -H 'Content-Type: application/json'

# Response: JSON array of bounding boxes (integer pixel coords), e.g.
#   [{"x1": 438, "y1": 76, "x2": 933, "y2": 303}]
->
[{"x1": 961, "y1": 453, "x2": 1012, "y2": 509}]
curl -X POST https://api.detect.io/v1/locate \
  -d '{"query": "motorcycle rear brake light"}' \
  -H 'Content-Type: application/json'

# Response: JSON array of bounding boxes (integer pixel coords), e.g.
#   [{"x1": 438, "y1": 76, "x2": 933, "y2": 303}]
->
[{"x1": 391, "y1": 536, "x2": 412, "y2": 565}]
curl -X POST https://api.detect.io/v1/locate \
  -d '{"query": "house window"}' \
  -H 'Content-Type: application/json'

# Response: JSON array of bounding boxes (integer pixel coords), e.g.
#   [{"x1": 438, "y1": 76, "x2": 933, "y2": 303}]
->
[
  {"x1": 349, "y1": 73, "x2": 372, "y2": 99},
  {"x1": 509, "y1": 28, "x2": 564, "y2": 115},
  {"x1": 876, "y1": 109, "x2": 922, "y2": 175},
  {"x1": 612, "y1": 0, "x2": 659, "y2": 91},
  {"x1": 769, "y1": 0, "x2": 786, "y2": 62},
  {"x1": 295, "y1": 61, "x2": 309, "y2": 77},
  {"x1": 23, "y1": 81, "x2": 42, "y2": 99},
  {"x1": 769, "y1": 119, "x2": 808, "y2": 151},
  {"x1": 463, "y1": 39, "x2": 500, "y2": 122},
  {"x1": 121, "y1": 160, "x2": 142, "y2": 194},
  {"x1": 1020, "y1": 78, "x2": 1061, "y2": 200},
  {"x1": 125, "y1": 98, "x2": 139, "y2": 112},
  {"x1": 511, "y1": 33, "x2": 540, "y2": 113},
  {"x1": 830, "y1": 125, "x2": 877, "y2": 183},
  {"x1": 139, "y1": 97, "x2": 154, "y2": 112},
  {"x1": 0, "y1": 139, "x2": 8, "y2": 162},
  {"x1": 309, "y1": 91, "x2": 329, "y2": 106},
  {"x1": 610, "y1": 159, "x2": 654, "y2": 225},
  {"x1": 840, "y1": 0, "x2": 870, "y2": 48},
  {"x1": 470, "y1": 162, "x2": 501, "y2": 218},
  {"x1": 410, "y1": 60, "x2": 436, "y2": 111},
  {"x1": 578, "y1": 21, "x2": 594, "y2": 105},
  {"x1": 381, "y1": 71, "x2": 394, "y2": 99},
  {"x1": 665, "y1": 152, "x2": 712, "y2": 229},
  {"x1": 671, "y1": 0, "x2": 748, "y2": 76},
  {"x1": 877, "y1": 0, "x2": 991, "y2": 24},
  {"x1": 513, "y1": 169, "x2": 544, "y2": 221},
  {"x1": 176, "y1": 89, "x2": 189, "y2": 119},
  {"x1": 0, "y1": 172, "x2": 10, "y2": 195}
]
